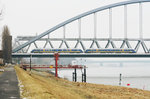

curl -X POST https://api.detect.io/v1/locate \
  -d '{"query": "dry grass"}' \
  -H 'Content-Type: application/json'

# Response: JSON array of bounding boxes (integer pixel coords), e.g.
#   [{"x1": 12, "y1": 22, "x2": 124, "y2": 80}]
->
[
  {"x1": 0, "y1": 66, "x2": 5, "y2": 69},
  {"x1": 0, "y1": 66, "x2": 5, "y2": 75},
  {"x1": 15, "y1": 66, "x2": 150, "y2": 99}
]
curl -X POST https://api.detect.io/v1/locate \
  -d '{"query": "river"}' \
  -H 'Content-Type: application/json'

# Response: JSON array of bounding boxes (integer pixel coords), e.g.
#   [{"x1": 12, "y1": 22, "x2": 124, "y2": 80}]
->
[{"x1": 57, "y1": 61, "x2": 150, "y2": 91}]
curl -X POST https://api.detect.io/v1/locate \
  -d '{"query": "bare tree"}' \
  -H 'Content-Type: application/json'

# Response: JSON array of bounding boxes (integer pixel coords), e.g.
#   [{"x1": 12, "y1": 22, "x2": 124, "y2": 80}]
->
[
  {"x1": 0, "y1": 7, "x2": 4, "y2": 20},
  {"x1": 2, "y1": 26, "x2": 12, "y2": 63}
]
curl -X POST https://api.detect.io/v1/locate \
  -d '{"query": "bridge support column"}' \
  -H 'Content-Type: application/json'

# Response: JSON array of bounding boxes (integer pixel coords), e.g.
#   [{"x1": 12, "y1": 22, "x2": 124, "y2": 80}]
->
[
  {"x1": 82, "y1": 66, "x2": 86, "y2": 82},
  {"x1": 72, "y1": 68, "x2": 77, "y2": 82},
  {"x1": 74, "y1": 68, "x2": 77, "y2": 82},
  {"x1": 30, "y1": 55, "x2": 32, "y2": 71},
  {"x1": 84, "y1": 66, "x2": 86, "y2": 82},
  {"x1": 119, "y1": 73, "x2": 122, "y2": 85},
  {"x1": 73, "y1": 72, "x2": 75, "y2": 81},
  {"x1": 54, "y1": 53, "x2": 59, "y2": 77}
]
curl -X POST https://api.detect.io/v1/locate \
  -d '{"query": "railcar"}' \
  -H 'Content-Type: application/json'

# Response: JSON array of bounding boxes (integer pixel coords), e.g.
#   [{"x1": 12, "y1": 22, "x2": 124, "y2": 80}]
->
[
  {"x1": 85, "y1": 48, "x2": 136, "y2": 53},
  {"x1": 31, "y1": 48, "x2": 83, "y2": 53}
]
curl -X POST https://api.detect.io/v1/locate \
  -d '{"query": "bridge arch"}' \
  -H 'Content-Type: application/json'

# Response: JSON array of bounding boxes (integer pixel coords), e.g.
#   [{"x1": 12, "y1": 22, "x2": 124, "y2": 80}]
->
[{"x1": 13, "y1": 0, "x2": 150, "y2": 53}]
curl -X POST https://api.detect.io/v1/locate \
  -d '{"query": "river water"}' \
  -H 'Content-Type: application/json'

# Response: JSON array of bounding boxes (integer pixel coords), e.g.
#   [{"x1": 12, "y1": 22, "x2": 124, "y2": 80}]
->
[{"x1": 57, "y1": 61, "x2": 150, "y2": 91}]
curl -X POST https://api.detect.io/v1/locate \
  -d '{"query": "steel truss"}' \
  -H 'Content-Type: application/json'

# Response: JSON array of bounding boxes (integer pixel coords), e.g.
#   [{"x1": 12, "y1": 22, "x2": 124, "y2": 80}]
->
[
  {"x1": 14, "y1": 36, "x2": 150, "y2": 53},
  {"x1": 12, "y1": 0, "x2": 150, "y2": 53}
]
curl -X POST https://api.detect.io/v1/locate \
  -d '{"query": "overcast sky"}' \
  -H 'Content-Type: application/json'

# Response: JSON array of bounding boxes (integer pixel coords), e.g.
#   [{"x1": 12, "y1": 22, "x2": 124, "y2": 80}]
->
[
  {"x1": 0, "y1": 0, "x2": 150, "y2": 51},
  {"x1": 0, "y1": 0, "x2": 128, "y2": 38}
]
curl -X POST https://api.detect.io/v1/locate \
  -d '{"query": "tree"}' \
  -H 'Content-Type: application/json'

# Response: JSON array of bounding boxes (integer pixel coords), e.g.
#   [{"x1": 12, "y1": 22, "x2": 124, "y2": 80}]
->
[
  {"x1": 2, "y1": 25, "x2": 12, "y2": 63},
  {"x1": 0, "y1": 7, "x2": 4, "y2": 21}
]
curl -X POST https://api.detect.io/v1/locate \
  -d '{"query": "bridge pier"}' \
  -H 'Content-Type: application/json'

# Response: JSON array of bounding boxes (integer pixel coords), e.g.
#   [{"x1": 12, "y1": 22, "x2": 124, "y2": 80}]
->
[
  {"x1": 83, "y1": 66, "x2": 86, "y2": 82},
  {"x1": 73, "y1": 68, "x2": 77, "y2": 82},
  {"x1": 81, "y1": 66, "x2": 86, "y2": 82},
  {"x1": 119, "y1": 73, "x2": 122, "y2": 85},
  {"x1": 54, "y1": 53, "x2": 59, "y2": 77},
  {"x1": 30, "y1": 55, "x2": 32, "y2": 71}
]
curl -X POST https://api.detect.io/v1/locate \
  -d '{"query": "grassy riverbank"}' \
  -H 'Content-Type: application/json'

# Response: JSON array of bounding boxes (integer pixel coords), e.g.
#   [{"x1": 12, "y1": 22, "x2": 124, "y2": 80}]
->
[
  {"x1": 0, "y1": 66, "x2": 5, "y2": 75},
  {"x1": 15, "y1": 66, "x2": 150, "y2": 99}
]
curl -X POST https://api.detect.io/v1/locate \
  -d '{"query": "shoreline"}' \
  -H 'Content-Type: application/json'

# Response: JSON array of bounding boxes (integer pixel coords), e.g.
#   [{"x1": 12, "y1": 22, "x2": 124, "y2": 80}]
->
[{"x1": 15, "y1": 66, "x2": 150, "y2": 99}]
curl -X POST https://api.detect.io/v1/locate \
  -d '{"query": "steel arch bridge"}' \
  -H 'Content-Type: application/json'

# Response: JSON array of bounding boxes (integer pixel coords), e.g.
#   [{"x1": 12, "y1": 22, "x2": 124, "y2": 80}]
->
[{"x1": 12, "y1": 0, "x2": 150, "y2": 57}]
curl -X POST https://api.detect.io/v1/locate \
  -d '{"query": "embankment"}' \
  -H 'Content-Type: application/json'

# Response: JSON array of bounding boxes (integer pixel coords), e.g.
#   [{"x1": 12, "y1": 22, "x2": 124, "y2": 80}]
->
[
  {"x1": 0, "y1": 66, "x2": 5, "y2": 75},
  {"x1": 15, "y1": 66, "x2": 150, "y2": 99}
]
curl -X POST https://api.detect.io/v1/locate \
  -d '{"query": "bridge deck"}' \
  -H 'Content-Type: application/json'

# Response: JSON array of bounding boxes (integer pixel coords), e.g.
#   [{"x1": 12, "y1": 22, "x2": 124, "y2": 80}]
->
[{"x1": 12, "y1": 53, "x2": 150, "y2": 58}]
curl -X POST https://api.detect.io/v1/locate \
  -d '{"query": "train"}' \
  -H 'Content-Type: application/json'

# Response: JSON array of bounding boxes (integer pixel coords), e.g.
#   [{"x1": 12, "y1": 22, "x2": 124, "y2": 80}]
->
[
  {"x1": 85, "y1": 48, "x2": 136, "y2": 53},
  {"x1": 31, "y1": 48, "x2": 83, "y2": 53},
  {"x1": 31, "y1": 48, "x2": 136, "y2": 53}
]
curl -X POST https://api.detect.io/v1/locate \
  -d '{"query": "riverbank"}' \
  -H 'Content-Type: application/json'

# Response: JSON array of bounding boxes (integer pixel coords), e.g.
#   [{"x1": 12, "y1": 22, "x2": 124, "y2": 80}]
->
[
  {"x1": 15, "y1": 66, "x2": 150, "y2": 99},
  {"x1": 0, "y1": 66, "x2": 5, "y2": 75}
]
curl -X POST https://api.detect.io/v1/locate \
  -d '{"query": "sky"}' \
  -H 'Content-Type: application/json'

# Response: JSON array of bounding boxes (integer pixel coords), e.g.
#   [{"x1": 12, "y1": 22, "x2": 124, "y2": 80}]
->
[
  {"x1": 0, "y1": 0, "x2": 132, "y2": 38},
  {"x1": 0, "y1": 0, "x2": 150, "y2": 51},
  {"x1": 2, "y1": 0, "x2": 150, "y2": 80}
]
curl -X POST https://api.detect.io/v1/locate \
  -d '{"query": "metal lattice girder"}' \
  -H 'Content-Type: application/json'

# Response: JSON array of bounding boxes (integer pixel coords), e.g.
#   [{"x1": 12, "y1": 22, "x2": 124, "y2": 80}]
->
[
  {"x1": 33, "y1": 42, "x2": 38, "y2": 48},
  {"x1": 44, "y1": 40, "x2": 54, "y2": 48},
  {"x1": 141, "y1": 41, "x2": 149, "y2": 53},
  {"x1": 90, "y1": 40, "x2": 100, "y2": 48},
  {"x1": 48, "y1": 40, "x2": 54, "y2": 48},
  {"x1": 105, "y1": 40, "x2": 116, "y2": 48},
  {"x1": 59, "y1": 40, "x2": 63, "y2": 48},
  {"x1": 12, "y1": 0, "x2": 150, "y2": 53},
  {"x1": 80, "y1": 41, "x2": 86, "y2": 51},
  {"x1": 64, "y1": 41, "x2": 69, "y2": 48},
  {"x1": 134, "y1": 40, "x2": 149, "y2": 53},
  {"x1": 126, "y1": 40, "x2": 132, "y2": 48},
  {"x1": 74, "y1": 40, "x2": 85, "y2": 51},
  {"x1": 14, "y1": 37, "x2": 150, "y2": 53},
  {"x1": 95, "y1": 40, "x2": 100, "y2": 48},
  {"x1": 120, "y1": 40, "x2": 131, "y2": 48},
  {"x1": 16, "y1": 41, "x2": 24, "y2": 53},
  {"x1": 120, "y1": 40, "x2": 126, "y2": 48},
  {"x1": 90, "y1": 41, "x2": 95, "y2": 48},
  {"x1": 59, "y1": 40, "x2": 69, "y2": 48},
  {"x1": 134, "y1": 40, "x2": 141, "y2": 51},
  {"x1": 26, "y1": 44, "x2": 31, "y2": 53},
  {"x1": 43, "y1": 41, "x2": 48, "y2": 48}
]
